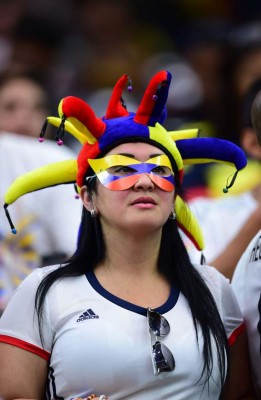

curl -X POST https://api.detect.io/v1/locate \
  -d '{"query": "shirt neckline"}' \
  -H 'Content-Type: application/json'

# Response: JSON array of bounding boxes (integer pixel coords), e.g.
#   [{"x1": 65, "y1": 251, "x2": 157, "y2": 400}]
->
[{"x1": 86, "y1": 270, "x2": 180, "y2": 316}]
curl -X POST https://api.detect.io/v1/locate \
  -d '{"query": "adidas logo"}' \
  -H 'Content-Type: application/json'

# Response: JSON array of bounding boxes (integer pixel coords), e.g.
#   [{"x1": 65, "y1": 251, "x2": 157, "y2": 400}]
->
[{"x1": 77, "y1": 308, "x2": 99, "y2": 322}]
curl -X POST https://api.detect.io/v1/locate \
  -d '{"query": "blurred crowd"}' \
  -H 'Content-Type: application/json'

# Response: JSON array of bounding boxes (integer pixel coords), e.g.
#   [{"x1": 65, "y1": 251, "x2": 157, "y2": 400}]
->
[
  {"x1": 0, "y1": 0, "x2": 261, "y2": 135},
  {"x1": 0, "y1": 0, "x2": 260, "y2": 301}
]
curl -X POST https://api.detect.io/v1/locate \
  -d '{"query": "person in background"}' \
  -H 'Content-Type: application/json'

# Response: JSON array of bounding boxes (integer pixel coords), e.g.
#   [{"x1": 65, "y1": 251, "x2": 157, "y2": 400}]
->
[
  {"x1": 0, "y1": 0, "x2": 27, "y2": 74},
  {"x1": 186, "y1": 78, "x2": 261, "y2": 280},
  {"x1": 0, "y1": 73, "x2": 81, "y2": 313},
  {"x1": 0, "y1": 72, "x2": 50, "y2": 137},
  {"x1": 231, "y1": 88, "x2": 261, "y2": 398},
  {"x1": 0, "y1": 71, "x2": 254, "y2": 399}
]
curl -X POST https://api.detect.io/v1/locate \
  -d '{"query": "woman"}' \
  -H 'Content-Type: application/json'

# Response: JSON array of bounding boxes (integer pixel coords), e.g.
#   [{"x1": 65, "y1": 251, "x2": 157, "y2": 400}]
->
[{"x1": 0, "y1": 71, "x2": 254, "y2": 399}]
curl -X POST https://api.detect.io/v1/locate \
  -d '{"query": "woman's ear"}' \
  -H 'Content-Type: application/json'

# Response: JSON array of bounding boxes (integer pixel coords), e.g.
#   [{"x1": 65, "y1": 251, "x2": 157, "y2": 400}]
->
[
  {"x1": 80, "y1": 186, "x2": 94, "y2": 212},
  {"x1": 80, "y1": 186, "x2": 99, "y2": 217}
]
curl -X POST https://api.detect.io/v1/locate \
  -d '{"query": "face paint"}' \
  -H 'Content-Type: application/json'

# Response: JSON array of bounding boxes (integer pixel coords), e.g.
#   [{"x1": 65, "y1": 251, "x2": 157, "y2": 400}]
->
[{"x1": 88, "y1": 154, "x2": 175, "y2": 191}]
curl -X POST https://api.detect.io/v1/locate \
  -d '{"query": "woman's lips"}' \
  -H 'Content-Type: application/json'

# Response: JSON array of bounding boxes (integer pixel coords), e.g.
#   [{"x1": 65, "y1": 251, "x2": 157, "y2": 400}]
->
[{"x1": 130, "y1": 197, "x2": 156, "y2": 208}]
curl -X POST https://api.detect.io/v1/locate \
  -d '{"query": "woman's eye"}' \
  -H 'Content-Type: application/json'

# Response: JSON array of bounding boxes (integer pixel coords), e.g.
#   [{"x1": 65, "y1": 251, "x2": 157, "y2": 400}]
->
[
  {"x1": 152, "y1": 166, "x2": 172, "y2": 176},
  {"x1": 107, "y1": 166, "x2": 136, "y2": 176}
]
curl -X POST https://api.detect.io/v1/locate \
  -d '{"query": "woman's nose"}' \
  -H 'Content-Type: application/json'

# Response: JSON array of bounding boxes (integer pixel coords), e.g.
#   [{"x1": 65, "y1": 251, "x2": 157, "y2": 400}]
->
[{"x1": 133, "y1": 173, "x2": 154, "y2": 190}]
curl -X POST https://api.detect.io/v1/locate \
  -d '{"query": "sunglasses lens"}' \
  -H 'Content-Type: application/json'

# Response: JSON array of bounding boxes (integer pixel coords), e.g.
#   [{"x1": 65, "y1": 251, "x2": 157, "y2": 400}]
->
[
  {"x1": 147, "y1": 308, "x2": 170, "y2": 336},
  {"x1": 152, "y1": 341, "x2": 175, "y2": 374},
  {"x1": 147, "y1": 308, "x2": 175, "y2": 374}
]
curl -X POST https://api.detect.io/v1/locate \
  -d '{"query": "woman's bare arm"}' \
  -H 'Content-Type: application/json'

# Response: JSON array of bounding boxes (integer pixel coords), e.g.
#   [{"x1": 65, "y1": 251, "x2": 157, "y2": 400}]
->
[
  {"x1": 211, "y1": 206, "x2": 261, "y2": 280},
  {"x1": 221, "y1": 331, "x2": 255, "y2": 399},
  {"x1": 0, "y1": 342, "x2": 48, "y2": 400}
]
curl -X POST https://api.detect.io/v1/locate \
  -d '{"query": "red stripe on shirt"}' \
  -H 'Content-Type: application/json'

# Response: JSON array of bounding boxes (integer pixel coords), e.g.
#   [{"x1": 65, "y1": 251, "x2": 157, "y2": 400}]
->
[
  {"x1": 228, "y1": 323, "x2": 246, "y2": 346},
  {"x1": 0, "y1": 334, "x2": 50, "y2": 361}
]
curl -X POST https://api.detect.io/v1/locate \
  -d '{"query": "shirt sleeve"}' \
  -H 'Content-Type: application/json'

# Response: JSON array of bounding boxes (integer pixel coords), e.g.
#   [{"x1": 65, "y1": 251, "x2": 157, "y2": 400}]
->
[{"x1": 0, "y1": 267, "x2": 54, "y2": 360}]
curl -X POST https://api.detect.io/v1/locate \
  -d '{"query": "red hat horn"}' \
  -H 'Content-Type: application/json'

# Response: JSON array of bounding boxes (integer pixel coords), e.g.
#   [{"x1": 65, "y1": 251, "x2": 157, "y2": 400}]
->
[
  {"x1": 105, "y1": 74, "x2": 131, "y2": 119},
  {"x1": 134, "y1": 70, "x2": 171, "y2": 126},
  {"x1": 60, "y1": 96, "x2": 106, "y2": 139}
]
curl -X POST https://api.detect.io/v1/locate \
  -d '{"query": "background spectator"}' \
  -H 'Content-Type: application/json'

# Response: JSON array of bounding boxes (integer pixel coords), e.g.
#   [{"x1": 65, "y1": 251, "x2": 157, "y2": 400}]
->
[{"x1": 0, "y1": 73, "x2": 82, "y2": 313}]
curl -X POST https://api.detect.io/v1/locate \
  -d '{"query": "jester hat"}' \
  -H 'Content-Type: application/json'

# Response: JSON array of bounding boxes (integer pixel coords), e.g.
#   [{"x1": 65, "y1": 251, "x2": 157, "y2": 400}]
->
[{"x1": 4, "y1": 71, "x2": 247, "y2": 250}]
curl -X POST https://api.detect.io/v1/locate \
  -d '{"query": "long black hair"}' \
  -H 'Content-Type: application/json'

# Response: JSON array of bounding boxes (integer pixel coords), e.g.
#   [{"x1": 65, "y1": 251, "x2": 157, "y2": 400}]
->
[{"x1": 35, "y1": 153, "x2": 229, "y2": 394}]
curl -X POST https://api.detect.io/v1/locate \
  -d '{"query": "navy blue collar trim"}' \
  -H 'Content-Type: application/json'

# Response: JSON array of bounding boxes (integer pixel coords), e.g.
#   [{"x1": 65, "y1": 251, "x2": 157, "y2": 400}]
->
[{"x1": 86, "y1": 270, "x2": 180, "y2": 316}]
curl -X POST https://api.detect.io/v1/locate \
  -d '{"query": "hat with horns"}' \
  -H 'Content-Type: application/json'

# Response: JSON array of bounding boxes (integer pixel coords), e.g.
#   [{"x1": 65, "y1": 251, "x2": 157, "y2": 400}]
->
[{"x1": 4, "y1": 70, "x2": 247, "y2": 251}]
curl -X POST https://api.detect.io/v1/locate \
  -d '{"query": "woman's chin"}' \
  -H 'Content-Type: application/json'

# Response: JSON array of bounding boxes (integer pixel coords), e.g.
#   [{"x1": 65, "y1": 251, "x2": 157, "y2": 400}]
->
[{"x1": 123, "y1": 216, "x2": 165, "y2": 236}]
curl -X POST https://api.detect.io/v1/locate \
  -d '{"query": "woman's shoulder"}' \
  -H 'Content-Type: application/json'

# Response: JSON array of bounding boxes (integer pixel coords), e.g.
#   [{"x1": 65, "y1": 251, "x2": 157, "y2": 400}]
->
[
  {"x1": 192, "y1": 263, "x2": 243, "y2": 332},
  {"x1": 192, "y1": 263, "x2": 229, "y2": 285},
  {"x1": 18, "y1": 265, "x2": 91, "y2": 300},
  {"x1": 11, "y1": 264, "x2": 63, "y2": 296},
  {"x1": 192, "y1": 263, "x2": 234, "y2": 306},
  {"x1": 23, "y1": 264, "x2": 62, "y2": 281}
]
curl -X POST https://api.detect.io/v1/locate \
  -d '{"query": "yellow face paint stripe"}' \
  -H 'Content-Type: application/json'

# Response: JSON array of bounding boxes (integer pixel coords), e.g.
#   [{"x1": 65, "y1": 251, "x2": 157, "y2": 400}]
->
[{"x1": 88, "y1": 154, "x2": 173, "y2": 174}]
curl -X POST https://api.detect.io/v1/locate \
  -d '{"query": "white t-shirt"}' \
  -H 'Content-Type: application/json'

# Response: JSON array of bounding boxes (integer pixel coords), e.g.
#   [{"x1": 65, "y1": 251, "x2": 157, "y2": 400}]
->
[
  {"x1": 232, "y1": 230, "x2": 261, "y2": 397},
  {"x1": 0, "y1": 263, "x2": 244, "y2": 399},
  {"x1": 0, "y1": 132, "x2": 82, "y2": 308},
  {"x1": 184, "y1": 191, "x2": 258, "y2": 264}
]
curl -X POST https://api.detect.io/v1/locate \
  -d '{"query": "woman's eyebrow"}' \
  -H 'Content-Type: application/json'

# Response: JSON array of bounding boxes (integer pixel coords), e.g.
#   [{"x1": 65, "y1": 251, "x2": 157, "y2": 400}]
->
[
  {"x1": 117, "y1": 153, "x2": 135, "y2": 158},
  {"x1": 149, "y1": 153, "x2": 164, "y2": 158},
  {"x1": 116, "y1": 153, "x2": 164, "y2": 159}
]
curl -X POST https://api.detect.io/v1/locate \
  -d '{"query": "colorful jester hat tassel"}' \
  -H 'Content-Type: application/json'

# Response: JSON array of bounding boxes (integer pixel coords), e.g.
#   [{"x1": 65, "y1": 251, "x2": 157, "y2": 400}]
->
[{"x1": 4, "y1": 71, "x2": 247, "y2": 251}]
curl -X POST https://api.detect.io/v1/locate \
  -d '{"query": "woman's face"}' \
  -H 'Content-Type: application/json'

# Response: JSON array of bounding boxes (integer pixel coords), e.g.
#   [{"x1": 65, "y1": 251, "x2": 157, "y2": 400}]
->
[{"x1": 83, "y1": 142, "x2": 175, "y2": 236}]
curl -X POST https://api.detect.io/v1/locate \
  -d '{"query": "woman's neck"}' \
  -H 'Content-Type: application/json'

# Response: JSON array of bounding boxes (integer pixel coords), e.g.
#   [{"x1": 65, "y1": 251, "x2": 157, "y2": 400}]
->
[
  {"x1": 94, "y1": 229, "x2": 170, "y2": 308},
  {"x1": 101, "y1": 228, "x2": 162, "y2": 277}
]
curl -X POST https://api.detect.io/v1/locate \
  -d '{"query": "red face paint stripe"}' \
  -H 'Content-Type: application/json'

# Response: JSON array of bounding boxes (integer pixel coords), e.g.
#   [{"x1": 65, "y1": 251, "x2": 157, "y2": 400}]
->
[
  {"x1": 150, "y1": 174, "x2": 174, "y2": 191},
  {"x1": 106, "y1": 175, "x2": 139, "y2": 190}
]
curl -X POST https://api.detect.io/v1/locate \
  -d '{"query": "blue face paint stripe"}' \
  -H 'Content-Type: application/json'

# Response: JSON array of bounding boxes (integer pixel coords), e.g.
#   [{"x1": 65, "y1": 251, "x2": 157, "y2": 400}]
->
[{"x1": 126, "y1": 163, "x2": 160, "y2": 173}]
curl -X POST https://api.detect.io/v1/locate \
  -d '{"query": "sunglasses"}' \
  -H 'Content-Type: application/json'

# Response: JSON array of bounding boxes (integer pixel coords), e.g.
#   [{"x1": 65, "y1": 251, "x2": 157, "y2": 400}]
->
[{"x1": 147, "y1": 307, "x2": 175, "y2": 375}]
